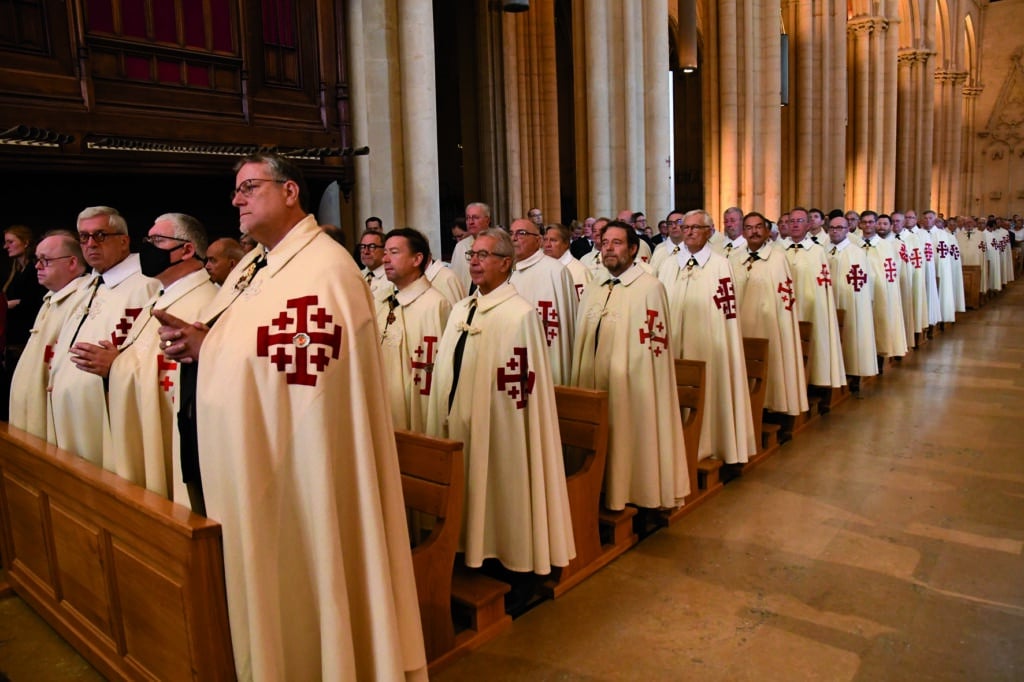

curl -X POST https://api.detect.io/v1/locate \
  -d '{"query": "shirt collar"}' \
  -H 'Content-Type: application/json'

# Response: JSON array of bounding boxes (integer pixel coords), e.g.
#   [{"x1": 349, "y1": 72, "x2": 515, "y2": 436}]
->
[
  {"x1": 513, "y1": 248, "x2": 545, "y2": 271},
  {"x1": 676, "y1": 243, "x2": 712, "y2": 268},
  {"x1": 606, "y1": 262, "x2": 644, "y2": 286},
  {"x1": 394, "y1": 275, "x2": 432, "y2": 306},
  {"x1": 95, "y1": 252, "x2": 145, "y2": 288},
  {"x1": 833, "y1": 238, "x2": 851, "y2": 253}
]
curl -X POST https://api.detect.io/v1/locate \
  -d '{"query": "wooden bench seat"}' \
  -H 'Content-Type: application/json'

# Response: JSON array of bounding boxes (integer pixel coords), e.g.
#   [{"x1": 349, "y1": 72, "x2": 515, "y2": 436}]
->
[
  {"x1": 742, "y1": 337, "x2": 779, "y2": 472},
  {"x1": 963, "y1": 265, "x2": 982, "y2": 309},
  {"x1": 661, "y1": 359, "x2": 718, "y2": 524},
  {"x1": 0, "y1": 424, "x2": 235, "y2": 681},
  {"x1": 396, "y1": 429, "x2": 473, "y2": 673},
  {"x1": 542, "y1": 386, "x2": 635, "y2": 598}
]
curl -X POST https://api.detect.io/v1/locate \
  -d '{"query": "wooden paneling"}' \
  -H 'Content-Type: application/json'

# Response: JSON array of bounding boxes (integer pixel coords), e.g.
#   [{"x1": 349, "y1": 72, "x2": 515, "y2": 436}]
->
[{"x1": 0, "y1": 424, "x2": 235, "y2": 681}]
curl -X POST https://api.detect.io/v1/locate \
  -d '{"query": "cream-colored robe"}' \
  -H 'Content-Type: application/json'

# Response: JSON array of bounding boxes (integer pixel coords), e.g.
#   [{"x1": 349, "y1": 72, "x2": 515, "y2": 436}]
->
[
  {"x1": 103, "y1": 269, "x2": 217, "y2": 502},
  {"x1": 196, "y1": 215, "x2": 427, "y2": 681},
  {"x1": 571, "y1": 263, "x2": 689, "y2": 509},
  {"x1": 927, "y1": 227, "x2": 958, "y2": 323},
  {"x1": 48, "y1": 254, "x2": 161, "y2": 462},
  {"x1": 376, "y1": 275, "x2": 451, "y2": 433},
  {"x1": 913, "y1": 227, "x2": 941, "y2": 326},
  {"x1": 948, "y1": 231, "x2": 966, "y2": 312},
  {"x1": 450, "y1": 234, "x2": 475, "y2": 292},
  {"x1": 889, "y1": 232, "x2": 917, "y2": 346},
  {"x1": 732, "y1": 243, "x2": 809, "y2": 416},
  {"x1": 861, "y1": 235, "x2": 908, "y2": 357},
  {"x1": 509, "y1": 250, "x2": 578, "y2": 385},
  {"x1": 956, "y1": 229, "x2": 988, "y2": 296},
  {"x1": 985, "y1": 229, "x2": 1003, "y2": 292},
  {"x1": 783, "y1": 239, "x2": 847, "y2": 387},
  {"x1": 558, "y1": 250, "x2": 593, "y2": 300},
  {"x1": 649, "y1": 238, "x2": 684, "y2": 272},
  {"x1": 658, "y1": 246, "x2": 755, "y2": 465},
  {"x1": 426, "y1": 282, "x2": 575, "y2": 574},
  {"x1": 8, "y1": 275, "x2": 91, "y2": 438},
  {"x1": 425, "y1": 258, "x2": 466, "y2": 307},
  {"x1": 829, "y1": 240, "x2": 878, "y2": 377}
]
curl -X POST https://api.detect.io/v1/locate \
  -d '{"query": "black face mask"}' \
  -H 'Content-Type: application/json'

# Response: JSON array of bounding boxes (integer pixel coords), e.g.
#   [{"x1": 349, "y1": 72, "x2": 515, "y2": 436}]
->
[{"x1": 139, "y1": 241, "x2": 185, "y2": 277}]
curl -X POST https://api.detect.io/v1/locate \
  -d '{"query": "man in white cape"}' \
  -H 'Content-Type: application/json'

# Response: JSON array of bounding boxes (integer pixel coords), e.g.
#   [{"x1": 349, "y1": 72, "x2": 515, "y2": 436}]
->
[
  {"x1": 859, "y1": 211, "x2": 908, "y2": 359},
  {"x1": 732, "y1": 212, "x2": 809, "y2": 417},
  {"x1": 657, "y1": 210, "x2": 755, "y2": 466},
  {"x1": 48, "y1": 206, "x2": 160, "y2": 463},
  {"x1": 8, "y1": 231, "x2": 89, "y2": 439},
  {"x1": 155, "y1": 154, "x2": 427, "y2": 681},
  {"x1": 572, "y1": 221, "x2": 689, "y2": 510},
  {"x1": 450, "y1": 201, "x2": 491, "y2": 292},
  {"x1": 96, "y1": 214, "x2": 218, "y2": 503},
  {"x1": 425, "y1": 255, "x2": 466, "y2": 306},
  {"x1": 956, "y1": 218, "x2": 988, "y2": 302},
  {"x1": 427, "y1": 228, "x2": 575, "y2": 574},
  {"x1": 923, "y1": 211, "x2": 959, "y2": 323},
  {"x1": 377, "y1": 227, "x2": 452, "y2": 433},
  {"x1": 894, "y1": 212, "x2": 928, "y2": 343},
  {"x1": 543, "y1": 222, "x2": 592, "y2": 300},
  {"x1": 828, "y1": 216, "x2": 878, "y2": 381},
  {"x1": 508, "y1": 217, "x2": 577, "y2": 384},
  {"x1": 782, "y1": 207, "x2": 847, "y2": 390}
]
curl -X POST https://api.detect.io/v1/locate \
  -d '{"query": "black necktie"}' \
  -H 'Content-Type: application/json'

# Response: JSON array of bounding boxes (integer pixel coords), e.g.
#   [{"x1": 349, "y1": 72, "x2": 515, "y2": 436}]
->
[
  {"x1": 686, "y1": 257, "x2": 698, "y2": 270},
  {"x1": 594, "y1": 278, "x2": 619, "y2": 349},
  {"x1": 788, "y1": 244, "x2": 798, "y2": 250},
  {"x1": 448, "y1": 299, "x2": 478, "y2": 413},
  {"x1": 744, "y1": 252, "x2": 761, "y2": 270},
  {"x1": 811, "y1": 236, "x2": 819, "y2": 244},
  {"x1": 830, "y1": 246, "x2": 837, "y2": 255},
  {"x1": 67, "y1": 275, "x2": 104, "y2": 347},
  {"x1": 381, "y1": 293, "x2": 399, "y2": 343}
]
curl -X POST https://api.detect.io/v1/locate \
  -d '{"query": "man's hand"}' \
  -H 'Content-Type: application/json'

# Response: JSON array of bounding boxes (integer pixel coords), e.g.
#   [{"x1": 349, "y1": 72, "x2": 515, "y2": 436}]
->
[
  {"x1": 70, "y1": 340, "x2": 119, "y2": 378},
  {"x1": 153, "y1": 308, "x2": 209, "y2": 363}
]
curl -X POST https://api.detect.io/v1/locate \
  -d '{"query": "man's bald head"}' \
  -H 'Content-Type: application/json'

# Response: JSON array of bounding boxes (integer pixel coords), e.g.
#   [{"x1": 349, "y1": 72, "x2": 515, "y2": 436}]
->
[{"x1": 205, "y1": 237, "x2": 244, "y2": 285}]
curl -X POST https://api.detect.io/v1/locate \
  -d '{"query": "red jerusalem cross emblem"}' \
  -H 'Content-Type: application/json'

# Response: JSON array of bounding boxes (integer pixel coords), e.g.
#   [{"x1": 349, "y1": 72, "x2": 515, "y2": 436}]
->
[
  {"x1": 777, "y1": 278, "x2": 795, "y2": 311},
  {"x1": 44, "y1": 344, "x2": 55, "y2": 368},
  {"x1": 924, "y1": 242, "x2": 934, "y2": 262},
  {"x1": 110, "y1": 307, "x2": 143, "y2": 346},
  {"x1": 883, "y1": 258, "x2": 897, "y2": 283},
  {"x1": 411, "y1": 336, "x2": 438, "y2": 396},
  {"x1": 713, "y1": 278, "x2": 737, "y2": 319},
  {"x1": 816, "y1": 263, "x2": 832, "y2": 288},
  {"x1": 936, "y1": 241, "x2": 949, "y2": 259},
  {"x1": 638, "y1": 309, "x2": 669, "y2": 356},
  {"x1": 536, "y1": 300, "x2": 559, "y2": 346},
  {"x1": 497, "y1": 347, "x2": 535, "y2": 409},
  {"x1": 951, "y1": 244, "x2": 960, "y2": 260},
  {"x1": 846, "y1": 264, "x2": 868, "y2": 292},
  {"x1": 910, "y1": 248, "x2": 923, "y2": 268},
  {"x1": 899, "y1": 242, "x2": 908, "y2": 263},
  {"x1": 256, "y1": 295, "x2": 343, "y2": 386},
  {"x1": 979, "y1": 240, "x2": 986, "y2": 253},
  {"x1": 157, "y1": 354, "x2": 178, "y2": 395}
]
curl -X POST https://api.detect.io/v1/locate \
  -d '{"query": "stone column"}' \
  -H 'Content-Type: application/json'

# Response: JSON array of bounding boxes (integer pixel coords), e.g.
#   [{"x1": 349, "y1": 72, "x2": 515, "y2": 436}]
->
[
  {"x1": 399, "y1": 0, "x2": 441, "y2": 255},
  {"x1": 895, "y1": 49, "x2": 935, "y2": 211},
  {"x1": 581, "y1": 0, "x2": 611, "y2": 215},
  {"x1": 961, "y1": 84, "x2": 983, "y2": 214},
  {"x1": 931, "y1": 69, "x2": 968, "y2": 216},
  {"x1": 644, "y1": 0, "x2": 671, "y2": 224},
  {"x1": 846, "y1": 16, "x2": 893, "y2": 211}
]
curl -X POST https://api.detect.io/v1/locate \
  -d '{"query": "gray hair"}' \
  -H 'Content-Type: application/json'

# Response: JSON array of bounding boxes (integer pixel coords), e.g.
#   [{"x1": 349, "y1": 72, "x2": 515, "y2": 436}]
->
[
  {"x1": 683, "y1": 209, "x2": 715, "y2": 229},
  {"x1": 467, "y1": 202, "x2": 491, "y2": 219},
  {"x1": 78, "y1": 206, "x2": 127, "y2": 235},
  {"x1": 478, "y1": 227, "x2": 513, "y2": 257},
  {"x1": 154, "y1": 212, "x2": 209, "y2": 258}
]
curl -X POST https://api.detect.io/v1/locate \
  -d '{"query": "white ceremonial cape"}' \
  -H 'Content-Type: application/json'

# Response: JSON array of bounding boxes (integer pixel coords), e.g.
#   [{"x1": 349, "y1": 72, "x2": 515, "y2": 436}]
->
[
  {"x1": 361, "y1": 264, "x2": 390, "y2": 301},
  {"x1": 426, "y1": 282, "x2": 575, "y2": 574},
  {"x1": 732, "y1": 243, "x2": 809, "y2": 416},
  {"x1": 48, "y1": 255, "x2": 161, "y2": 463},
  {"x1": 828, "y1": 240, "x2": 878, "y2": 377},
  {"x1": 927, "y1": 228, "x2": 957, "y2": 323},
  {"x1": 984, "y1": 229, "x2": 1003, "y2": 292},
  {"x1": 783, "y1": 239, "x2": 847, "y2": 387},
  {"x1": 658, "y1": 247, "x2": 756, "y2": 465},
  {"x1": 713, "y1": 235, "x2": 747, "y2": 260},
  {"x1": 425, "y1": 259, "x2": 466, "y2": 307},
  {"x1": 196, "y1": 215, "x2": 427, "y2": 681},
  {"x1": 571, "y1": 264, "x2": 689, "y2": 509},
  {"x1": 580, "y1": 248, "x2": 610, "y2": 280},
  {"x1": 509, "y1": 250, "x2": 578, "y2": 385},
  {"x1": 450, "y1": 234, "x2": 474, "y2": 292},
  {"x1": 8, "y1": 275, "x2": 92, "y2": 438},
  {"x1": 861, "y1": 236, "x2": 908, "y2": 357},
  {"x1": 957, "y1": 229, "x2": 988, "y2": 296},
  {"x1": 995, "y1": 228, "x2": 1012, "y2": 285},
  {"x1": 376, "y1": 276, "x2": 451, "y2": 433},
  {"x1": 103, "y1": 269, "x2": 217, "y2": 502},
  {"x1": 899, "y1": 230, "x2": 928, "y2": 334},
  {"x1": 650, "y1": 239, "x2": 684, "y2": 272},
  {"x1": 948, "y1": 232, "x2": 966, "y2": 312},
  {"x1": 913, "y1": 227, "x2": 941, "y2": 325},
  {"x1": 890, "y1": 232, "x2": 918, "y2": 347},
  {"x1": 559, "y1": 250, "x2": 593, "y2": 300}
]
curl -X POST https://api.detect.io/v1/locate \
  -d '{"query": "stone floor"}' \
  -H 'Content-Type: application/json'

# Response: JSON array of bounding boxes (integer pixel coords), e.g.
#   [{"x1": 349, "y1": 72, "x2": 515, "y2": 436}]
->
[{"x1": 2, "y1": 282, "x2": 1022, "y2": 681}]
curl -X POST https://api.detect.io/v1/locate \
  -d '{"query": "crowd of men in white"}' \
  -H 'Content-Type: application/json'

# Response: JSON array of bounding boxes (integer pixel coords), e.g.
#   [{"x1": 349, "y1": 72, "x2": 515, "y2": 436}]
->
[{"x1": 5, "y1": 180, "x2": 1021, "y2": 677}]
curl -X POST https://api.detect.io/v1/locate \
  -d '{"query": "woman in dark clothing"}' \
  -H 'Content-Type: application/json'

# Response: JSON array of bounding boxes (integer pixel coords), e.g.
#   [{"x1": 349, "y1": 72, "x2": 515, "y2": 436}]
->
[{"x1": 2, "y1": 225, "x2": 46, "y2": 419}]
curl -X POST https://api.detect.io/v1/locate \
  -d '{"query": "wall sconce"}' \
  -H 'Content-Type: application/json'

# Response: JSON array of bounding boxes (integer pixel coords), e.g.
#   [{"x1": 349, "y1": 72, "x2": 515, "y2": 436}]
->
[{"x1": 504, "y1": 0, "x2": 529, "y2": 11}]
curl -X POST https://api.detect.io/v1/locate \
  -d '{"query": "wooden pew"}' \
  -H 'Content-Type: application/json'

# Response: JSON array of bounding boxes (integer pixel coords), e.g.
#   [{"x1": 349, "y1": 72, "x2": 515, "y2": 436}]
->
[
  {"x1": 543, "y1": 386, "x2": 635, "y2": 598},
  {"x1": 0, "y1": 424, "x2": 235, "y2": 681},
  {"x1": 661, "y1": 359, "x2": 719, "y2": 524},
  {"x1": 742, "y1": 337, "x2": 777, "y2": 471},
  {"x1": 766, "y1": 321, "x2": 816, "y2": 440},
  {"x1": 963, "y1": 265, "x2": 981, "y2": 309},
  {"x1": 396, "y1": 430, "x2": 467, "y2": 672}
]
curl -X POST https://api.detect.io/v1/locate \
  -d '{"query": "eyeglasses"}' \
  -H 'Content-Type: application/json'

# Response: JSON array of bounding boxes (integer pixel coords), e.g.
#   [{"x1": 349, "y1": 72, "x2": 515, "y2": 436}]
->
[
  {"x1": 681, "y1": 224, "x2": 710, "y2": 231},
  {"x1": 231, "y1": 178, "x2": 285, "y2": 200},
  {"x1": 511, "y1": 230, "x2": 541, "y2": 238},
  {"x1": 465, "y1": 249, "x2": 509, "y2": 261},
  {"x1": 35, "y1": 255, "x2": 73, "y2": 268},
  {"x1": 790, "y1": 218, "x2": 808, "y2": 224},
  {"x1": 144, "y1": 234, "x2": 191, "y2": 247},
  {"x1": 358, "y1": 244, "x2": 383, "y2": 252},
  {"x1": 79, "y1": 231, "x2": 123, "y2": 244}
]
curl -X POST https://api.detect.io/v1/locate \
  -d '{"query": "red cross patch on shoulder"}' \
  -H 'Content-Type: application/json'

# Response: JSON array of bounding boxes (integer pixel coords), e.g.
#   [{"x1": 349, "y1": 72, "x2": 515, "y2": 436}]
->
[
  {"x1": 256, "y1": 295, "x2": 343, "y2": 386},
  {"x1": 497, "y1": 347, "x2": 535, "y2": 409},
  {"x1": 110, "y1": 307, "x2": 143, "y2": 346}
]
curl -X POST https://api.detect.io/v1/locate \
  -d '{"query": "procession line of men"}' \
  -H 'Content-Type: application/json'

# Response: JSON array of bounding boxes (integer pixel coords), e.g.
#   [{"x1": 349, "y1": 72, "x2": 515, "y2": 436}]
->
[{"x1": 8, "y1": 173, "x2": 998, "y2": 679}]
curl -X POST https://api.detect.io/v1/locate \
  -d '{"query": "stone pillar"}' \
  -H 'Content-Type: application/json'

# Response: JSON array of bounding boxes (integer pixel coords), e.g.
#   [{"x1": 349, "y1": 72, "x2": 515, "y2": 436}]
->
[
  {"x1": 580, "y1": 0, "x2": 611, "y2": 215},
  {"x1": 399, "y1": 0, "x2": 441, "y2": 256},
  {"x1": 895, "y1": 49, "x2": 935, "y2": 211},
  {"x1": 961, "y1": 84, "x2": 983, "y2": 214},
  {"x1": 932, "y1": 69, "x2": 968, "y2": 216},
  {"x1": 643, "y1": 0, "x2": 671, "y2": 224},
  {"x1": 704, "y1": 0, "x2": 781, "y2": 218},
  {"x1": 846, "y1": 16, "x2": 894, "y2": 212}
]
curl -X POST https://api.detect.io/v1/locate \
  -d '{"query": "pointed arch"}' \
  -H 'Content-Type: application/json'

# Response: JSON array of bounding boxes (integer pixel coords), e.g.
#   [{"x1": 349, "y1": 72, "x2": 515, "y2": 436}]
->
[{"x1": 934, "y1": 0, "x2": 951, "y2": 68}]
